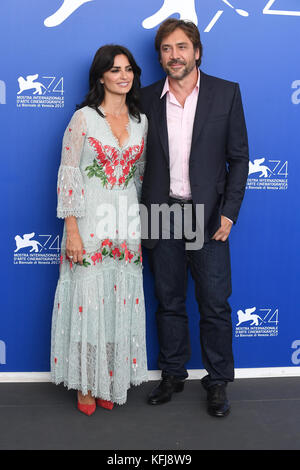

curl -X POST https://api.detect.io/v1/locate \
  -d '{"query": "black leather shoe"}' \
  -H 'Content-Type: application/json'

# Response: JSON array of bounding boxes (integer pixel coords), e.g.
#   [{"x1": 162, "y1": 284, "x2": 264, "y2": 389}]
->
[
  {"x1": 148, "y1": 376, "x2": 185, "y2": 405},
  {"x1": 201, "y1": 377, "x2": 230, "y2": 417}
]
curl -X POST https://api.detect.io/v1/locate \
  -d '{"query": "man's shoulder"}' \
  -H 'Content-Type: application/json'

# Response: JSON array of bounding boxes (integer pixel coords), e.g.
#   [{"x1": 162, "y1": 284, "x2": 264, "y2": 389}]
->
[
  {"x1": 202, "y1": 71, "x2": 237, "y2": 89},
  {"x1": 140, "y1": 79, "x2": 165, "y2": 114},
  {"x1": 141, "y1": 79, "x2": 165, "y2": 97}
]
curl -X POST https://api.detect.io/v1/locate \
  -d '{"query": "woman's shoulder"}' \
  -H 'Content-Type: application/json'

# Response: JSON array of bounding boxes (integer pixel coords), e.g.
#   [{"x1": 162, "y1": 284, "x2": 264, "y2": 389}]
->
[
  {"x1": 131, "y1": 112, "x2": 148, "y2": 128},
  {"x1": 140, "y1": 112, "x2": 148, "y2": 132},
  {"x1": 140, "y1": 112, "x2": 148, "y2": 124},
  {"x1": 67, "y1": 106, "x2": 88, "y2": 122},
  {"x1": 75, "y1": 105, "x2": 98, "y2": 120},
  {"x1": 70, "y1": 106, "x2": 106, "y2": 130},
  {"x1": 65, "y1": 107, "x2": 86, "y2": 129}
]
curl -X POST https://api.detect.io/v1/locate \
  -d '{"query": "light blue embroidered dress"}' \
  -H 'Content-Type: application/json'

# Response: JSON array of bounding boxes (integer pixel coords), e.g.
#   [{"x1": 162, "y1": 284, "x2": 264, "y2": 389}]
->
[{"x1": 50, "y1": 106, "x2": 148, "y2": 405}]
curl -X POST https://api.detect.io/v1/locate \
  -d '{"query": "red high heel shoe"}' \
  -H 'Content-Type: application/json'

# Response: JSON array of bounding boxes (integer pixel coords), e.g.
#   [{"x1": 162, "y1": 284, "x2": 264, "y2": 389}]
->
[
  {"x1": 96, "y1": 399, "x2": 114, "y2": 410},
  {"x1": 77, "y1": 394, "x2": 96, "y2": 416},
  {"x1": 77, "y1": 401, "x2": 96, "y2": 416}
]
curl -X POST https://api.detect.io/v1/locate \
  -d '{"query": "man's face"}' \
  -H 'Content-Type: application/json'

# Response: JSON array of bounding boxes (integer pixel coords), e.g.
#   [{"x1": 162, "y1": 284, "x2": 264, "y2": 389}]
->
[{"x1": 160, "y1": 28, "x2": 199, "y2": 80}]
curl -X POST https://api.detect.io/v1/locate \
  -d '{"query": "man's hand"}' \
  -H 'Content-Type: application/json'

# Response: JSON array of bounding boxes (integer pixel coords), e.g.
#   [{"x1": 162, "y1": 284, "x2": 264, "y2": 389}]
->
[{"x1": 212, "y1": 215, "x2": 233, "y2": 242}]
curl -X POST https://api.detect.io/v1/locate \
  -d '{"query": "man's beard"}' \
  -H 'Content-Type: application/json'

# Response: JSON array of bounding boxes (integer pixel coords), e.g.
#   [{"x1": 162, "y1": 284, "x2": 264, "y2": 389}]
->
[{"x1": 165, "y1": 59, "x2": 196, "y2": 80}]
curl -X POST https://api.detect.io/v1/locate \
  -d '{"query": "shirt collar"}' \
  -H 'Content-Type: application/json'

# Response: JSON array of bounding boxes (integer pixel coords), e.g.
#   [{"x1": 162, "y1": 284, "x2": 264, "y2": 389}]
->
[{"x1": 160, "y1": 69, "x2": 200, "y2": 99}]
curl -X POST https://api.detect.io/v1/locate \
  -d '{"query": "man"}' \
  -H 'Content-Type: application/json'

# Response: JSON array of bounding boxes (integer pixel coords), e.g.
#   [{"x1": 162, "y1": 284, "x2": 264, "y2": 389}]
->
[{"x1": 140, "y1": 19, "x2": 249, "y2": 417}]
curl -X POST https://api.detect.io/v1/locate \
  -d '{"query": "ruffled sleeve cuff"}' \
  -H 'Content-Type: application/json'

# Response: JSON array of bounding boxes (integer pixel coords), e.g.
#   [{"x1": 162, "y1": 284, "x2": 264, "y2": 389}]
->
[{"x1": 56, "y1": 165, "x2": 85, "y2": 218}]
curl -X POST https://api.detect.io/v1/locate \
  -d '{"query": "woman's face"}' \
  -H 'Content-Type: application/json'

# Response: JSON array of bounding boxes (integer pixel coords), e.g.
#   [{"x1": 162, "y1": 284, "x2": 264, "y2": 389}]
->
[{"x1": 101, "y1": 54, "x2": 134, "y2": 96}]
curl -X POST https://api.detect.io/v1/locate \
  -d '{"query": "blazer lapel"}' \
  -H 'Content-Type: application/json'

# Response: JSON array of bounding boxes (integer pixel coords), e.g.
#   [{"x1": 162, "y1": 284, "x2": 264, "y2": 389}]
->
[
  {"x1": 190, "y1": 71, "x2": 213, "y2": 153},
  {"x1": 153, "y1": 82, "x2": 169, "y2": 164}
]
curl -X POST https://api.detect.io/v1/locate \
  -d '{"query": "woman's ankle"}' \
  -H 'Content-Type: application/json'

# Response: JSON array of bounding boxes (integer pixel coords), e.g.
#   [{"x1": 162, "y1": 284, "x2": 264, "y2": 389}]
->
[{"x1": 77, "y1": 391, "x2": 95, "y2": 403}]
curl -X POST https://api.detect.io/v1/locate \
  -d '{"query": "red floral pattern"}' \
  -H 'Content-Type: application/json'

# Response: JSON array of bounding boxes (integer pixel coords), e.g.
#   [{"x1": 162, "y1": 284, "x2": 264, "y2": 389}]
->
[
  {"x1": 79, "y1": 239, "x2": 142, "y2": 268},
  {"x1": 102, "y1": 239, "x2": 113, "y2": 248},
  {"x1": 86, "y1": 137, "x2": 144, "y2": 188},
  {"x1": 91, "y1": 252, "x2": 102, "y2": 265}
]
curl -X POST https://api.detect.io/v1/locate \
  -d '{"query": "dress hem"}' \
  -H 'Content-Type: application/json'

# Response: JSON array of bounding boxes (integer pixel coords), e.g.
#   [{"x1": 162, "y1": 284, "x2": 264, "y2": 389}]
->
[{"x1": 51, "y1": 374, "x2": 149, "y2": 406}]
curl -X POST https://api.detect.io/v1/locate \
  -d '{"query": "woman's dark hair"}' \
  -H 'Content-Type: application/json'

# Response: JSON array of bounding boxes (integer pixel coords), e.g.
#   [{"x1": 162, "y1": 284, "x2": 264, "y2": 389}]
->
[
  {"x1": 155, "y1": 19, "x2": 203, "y2": 68},
  {"x1": 77, "y1": 44, "x2": 141, "y2": 121}
]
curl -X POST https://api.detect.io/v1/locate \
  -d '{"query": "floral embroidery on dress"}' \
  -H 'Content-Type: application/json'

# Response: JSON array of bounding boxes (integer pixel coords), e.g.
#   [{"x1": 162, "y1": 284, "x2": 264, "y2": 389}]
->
[
  {"x1": 75, "y1": 239, "x2": 143, "y2": 268},
  {"x1": 85, "y1": 137, "x2": 144, "y2": 188}
]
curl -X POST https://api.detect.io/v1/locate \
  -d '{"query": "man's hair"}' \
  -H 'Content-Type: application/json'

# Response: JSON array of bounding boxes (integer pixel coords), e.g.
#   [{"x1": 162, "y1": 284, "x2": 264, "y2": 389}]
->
[{"x1": 155, "y1": 19, "x2": 203, "y2": 67}]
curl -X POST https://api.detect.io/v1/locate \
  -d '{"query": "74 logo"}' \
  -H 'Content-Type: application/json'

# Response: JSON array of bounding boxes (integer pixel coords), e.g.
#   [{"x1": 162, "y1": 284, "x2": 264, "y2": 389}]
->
[{"x1": 41, "y1": 77, "x2": 64, "y2": 95}]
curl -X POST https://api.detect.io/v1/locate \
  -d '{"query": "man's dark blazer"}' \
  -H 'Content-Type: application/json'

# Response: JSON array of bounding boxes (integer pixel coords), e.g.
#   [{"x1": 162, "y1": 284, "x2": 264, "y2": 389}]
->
[{"x1": 140, "y1": 70, "x2": 249, "y2": 249}]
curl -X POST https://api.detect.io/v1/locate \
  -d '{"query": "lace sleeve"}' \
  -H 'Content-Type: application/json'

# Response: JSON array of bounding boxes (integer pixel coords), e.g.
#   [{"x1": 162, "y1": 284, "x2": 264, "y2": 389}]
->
[
  {"x1": 57, "y1": 110, "x2": 87, "y2": 219},
  {"x1": 134, "y1": 116, "x2": 148, "y2": 203}
]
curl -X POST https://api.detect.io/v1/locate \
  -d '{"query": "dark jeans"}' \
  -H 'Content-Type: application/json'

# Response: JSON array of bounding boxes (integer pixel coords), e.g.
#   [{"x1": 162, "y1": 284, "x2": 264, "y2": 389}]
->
[{"x1": 148, "y1": 201, "x2": 234, "y2": 386}]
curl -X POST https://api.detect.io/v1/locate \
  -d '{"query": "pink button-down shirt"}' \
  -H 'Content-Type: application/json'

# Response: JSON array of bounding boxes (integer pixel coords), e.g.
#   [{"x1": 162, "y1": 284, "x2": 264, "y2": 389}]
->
[{"x1": 160, "y1": 71, "x2": 200, "y2": 199}]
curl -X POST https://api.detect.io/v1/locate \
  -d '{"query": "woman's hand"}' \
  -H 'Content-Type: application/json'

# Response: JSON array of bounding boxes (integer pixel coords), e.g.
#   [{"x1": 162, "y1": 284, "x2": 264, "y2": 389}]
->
[{"x1": 65, "y1": 216, "x2": 84, "y2": 265}]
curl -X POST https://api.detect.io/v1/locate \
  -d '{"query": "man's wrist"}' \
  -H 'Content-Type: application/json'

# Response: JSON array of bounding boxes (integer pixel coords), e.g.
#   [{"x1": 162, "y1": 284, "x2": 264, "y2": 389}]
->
[{"x1": 222, "y1": 215, "x2": 233, "y2": 224}]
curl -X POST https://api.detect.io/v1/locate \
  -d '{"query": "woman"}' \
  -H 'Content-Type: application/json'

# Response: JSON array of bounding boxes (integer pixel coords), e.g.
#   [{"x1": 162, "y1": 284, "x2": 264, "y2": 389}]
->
[{"x1": 50, "y1": 45, "x2": 148, "y2": 415}]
